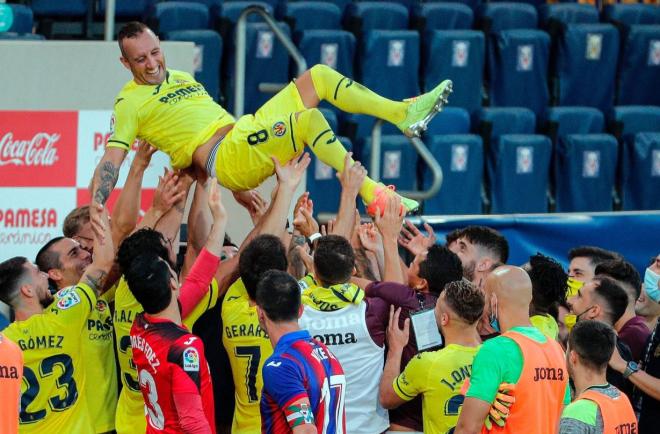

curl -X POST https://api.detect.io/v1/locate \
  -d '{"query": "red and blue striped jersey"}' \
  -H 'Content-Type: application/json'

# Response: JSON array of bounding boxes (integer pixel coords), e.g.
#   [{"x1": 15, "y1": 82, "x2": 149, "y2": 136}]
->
[{"x1": 260, "y1": 330, "x2": 346, "y2": 434}]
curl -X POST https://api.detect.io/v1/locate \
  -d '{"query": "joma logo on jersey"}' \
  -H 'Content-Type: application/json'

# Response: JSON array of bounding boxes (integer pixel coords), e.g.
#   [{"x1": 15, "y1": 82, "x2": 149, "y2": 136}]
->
[
  {"x1": 312, "y1": 332, "x2": 357, "y2": 346},
  {"x1": 0, "y1": 364, "x2": 20, "y2": 379},
  {"x1": 158, "y1": 84, "x2": 207, "y2": 104},
  {"x1": 533, "y1": 367, "x2": 565, "y2": 381}
]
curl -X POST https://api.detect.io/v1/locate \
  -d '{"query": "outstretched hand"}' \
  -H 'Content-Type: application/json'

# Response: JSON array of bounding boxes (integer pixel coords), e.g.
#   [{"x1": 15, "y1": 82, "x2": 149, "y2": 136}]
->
[
  {"x1": 386, "y1": 306, "x2": 410, "y2": 353},
  {"x1": 398, "y1": 220, "x2": 436, "y2": 256},
  {"x1": 207, "y1": 177, "x2": 227, "y2": 223},
  {"x1": 153, "y1": 169, "x2": 186, "y2": 214},
  {"x1": 374, "y1": 195, "x2": 404, "y2": 241},
  {"x1": 272, "y1": 153, "x2": 311, "y2": 191},
  {"x1": 132, "y1": 140, "x2": 157, "y2": 170},
  {"x1": 337, "y1": 152, "x2": 367, "y2": 198}
]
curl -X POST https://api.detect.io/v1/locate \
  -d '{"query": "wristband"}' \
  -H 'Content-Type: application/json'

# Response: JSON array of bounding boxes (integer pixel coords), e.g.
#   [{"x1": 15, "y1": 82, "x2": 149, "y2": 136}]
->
[{"x1": 308, "y1": 233, "x2": 322, "y2": 244}]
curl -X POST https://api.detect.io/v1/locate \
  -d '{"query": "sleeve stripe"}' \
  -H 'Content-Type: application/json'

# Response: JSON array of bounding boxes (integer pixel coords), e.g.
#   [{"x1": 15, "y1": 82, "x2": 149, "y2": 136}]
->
[
  {"x1": 205, "y1": 282, "x2": 215, "y2": 311},
  {"x1": 78, "y1": 285, "x2": 94, "y2": 313},
  {"x1": 282, "y1": 392, "x2": 308, "y2": 409},
  {"x1": 107, "y1": 139, "x2": 130, "y2": 148},
  {"x1": 394, "y1": 376, "x2": 416, "y2": 399}
]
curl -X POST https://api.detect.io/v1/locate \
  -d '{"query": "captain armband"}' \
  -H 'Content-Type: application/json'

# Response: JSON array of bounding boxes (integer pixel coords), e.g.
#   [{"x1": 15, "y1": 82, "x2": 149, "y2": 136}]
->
[{"x1": 285, "y1": 402, "x2": 315, "y2": 427}]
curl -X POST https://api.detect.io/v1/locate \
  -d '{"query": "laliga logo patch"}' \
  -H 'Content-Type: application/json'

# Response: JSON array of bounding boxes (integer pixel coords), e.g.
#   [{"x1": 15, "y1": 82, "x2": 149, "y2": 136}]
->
[
  {"x1": 56, "y1": 288, "x2": 81, "y2": 310},
  {"x1": 183, "y1": 347, "x2": 200, "y2": 372},
  {"x1": 96, "y1": 299, "x2": 108, "y2": 313},
  {"x1": 272, "y1": 121, "x2": 287, "y2": 137}
]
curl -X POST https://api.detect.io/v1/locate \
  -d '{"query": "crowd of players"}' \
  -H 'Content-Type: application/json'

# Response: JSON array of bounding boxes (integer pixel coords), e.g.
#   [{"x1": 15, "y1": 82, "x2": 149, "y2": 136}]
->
[{"x1": 0, "y1": 142, "x2": 659, "y2": 434}]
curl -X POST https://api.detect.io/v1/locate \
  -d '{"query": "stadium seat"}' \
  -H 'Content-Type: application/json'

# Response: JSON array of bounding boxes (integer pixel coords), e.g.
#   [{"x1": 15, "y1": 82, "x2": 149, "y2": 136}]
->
[
  {"x1": 30, "y1": 0, "x2": 89, "y2": 38},
  {"x1": 476, "y1": 107, "x2": 536, "y2": 139},
  {"x1": 307, "y1": 136, "x2": 352, "y2": 214},
  {"x1": 225, "y1": 22, "x2": 291, "y2": 114},
  {"x1": 411, "y1": 3, "x2": 474, "y2": 31},
  {"x1": 478, "y1": 3, "x2": 538, "y2": 33},
  {"x1": 0, "y1": 4, "x2": 33, "y2": 33},
  {"x1": 538, "y1": 4, "x2": 599, "y2": 28},
  {"x1": 553, "y1": 24, "x2": 619, "y2": 113},
  {"x1": 554, "y1": 134, "x2": 618, "y2": 212},
  {"x1": 422, "y1": 30, "x2": 484, "y2": 114},
  {"x1": 297, "y1": 30, "x2": 356, "y2": 78},
  {"x1": 612, "y1": 106, "x2": 660, "y2": 139},
  {"x1": 219, "y1": 1, "x2": 274, "y2": 26},
  {"x1": 148, "y1": 2, "x2": 210, "y2": 33},
  {"x1": 345, "y1": 2, "x2": 409, "y2": 34},
  {"x1": 620, "y1": 132, "x2": 660, "y2": 211},
  {"x1": 423, "y1": 134, "x2": 484, "y2": 215},
  {"x1": 286, "y1": 0, "x2": 352, "y2": 15},
  {"x1": 487, "y1": 29, "x2": 550, "y2": 117},
  {"x1": 604, "y1": 4, "x2": 660, "y2": 27},
  {"x1": 166, "y1": 30, "x2": 222, "y2": 102},
  {"x1": 97, "y1": 0, "x2": 151, "y2": 19},
  {"x1": 361, "y1": 135, "x2": 419, "y2": 192},
  {"x1": 425, "y1": 0, "x2": 482, "y2": 13},
  {"x1": 488, "y1": 134, "x2": 551, "y2": 214},
  {"x1": 347, "y1": 30, "x2": 420, "y2": 140},
  {"x1": 425, "y1": 107, "x2": 471, "y2": 136},
  {"x1": 544, "y1": 106, "x2": 604, "y2": 141},
  {"x1": 282, "y1": 2, "x2": 342, "y2": 33},
  {"x1": 616, "y1": 25, "x2": 660, "y2": 106},
  {"x1": 30, "y1": 0, "x2": 87, "y2": 18}
]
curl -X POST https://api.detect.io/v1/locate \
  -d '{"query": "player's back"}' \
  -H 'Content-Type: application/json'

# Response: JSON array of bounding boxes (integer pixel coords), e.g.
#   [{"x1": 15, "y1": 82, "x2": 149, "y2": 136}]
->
[
  {"x1": 131, "y1": 313, "x2": 215, "y2": 434},
  {"x1": 3, "y1": 285, "x2": 96, "y2": 434},
  {"x1": 261, "y1": 330, "x2": 346, "y2": 434}
]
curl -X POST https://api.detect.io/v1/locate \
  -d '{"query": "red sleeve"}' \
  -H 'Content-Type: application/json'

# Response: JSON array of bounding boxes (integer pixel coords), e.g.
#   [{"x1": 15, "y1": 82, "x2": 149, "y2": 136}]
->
[
  {"x1": 366, "y1": 281, "x2": 416, "y2": 308},
  {"x1": 178, "y1": 248, "x2": 220, "y2": 318},
  {"x1": 173, "y1": 392, "x2": 213, "y2": 434}
]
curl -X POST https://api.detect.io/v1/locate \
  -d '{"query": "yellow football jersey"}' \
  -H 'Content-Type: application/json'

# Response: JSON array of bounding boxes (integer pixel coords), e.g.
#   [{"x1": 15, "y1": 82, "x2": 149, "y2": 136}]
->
[
  {"x1": 221, "y1": 279, "x2": 273, "y2": 434},
  {"x1": 108, "y1": 69, "x2": 235, "y2": 169},
  {"x1": 393, "y1": 344, "x2": 481, "y2": 434},
  {"x1": 4, "y1": 284, "x2": 96, "y2": 434},
  {"x1": 113, "y1": 276, "x2": 220, "y2": 434}
]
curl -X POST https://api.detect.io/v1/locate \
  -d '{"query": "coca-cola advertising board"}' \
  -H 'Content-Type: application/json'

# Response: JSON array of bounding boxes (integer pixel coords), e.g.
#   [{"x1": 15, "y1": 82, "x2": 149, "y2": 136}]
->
[{"x1": 0, "y1": 111, "x2": 78, "y2": 186}]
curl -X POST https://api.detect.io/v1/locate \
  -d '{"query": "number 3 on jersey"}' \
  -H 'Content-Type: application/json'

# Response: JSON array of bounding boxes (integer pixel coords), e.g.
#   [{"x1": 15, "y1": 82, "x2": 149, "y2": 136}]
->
[
  {"x1": 20, "y1": 354, "x2": 78, "y2": 423},
  {"x1": 139, "y1": 369, "x2": 165, "y2": 430}
]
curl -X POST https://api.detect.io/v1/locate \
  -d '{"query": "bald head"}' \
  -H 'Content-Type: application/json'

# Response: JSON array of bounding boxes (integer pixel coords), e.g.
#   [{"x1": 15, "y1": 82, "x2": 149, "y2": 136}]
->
[{"x1": 485, "y1": 265, "x2": 533, "y2": 308}]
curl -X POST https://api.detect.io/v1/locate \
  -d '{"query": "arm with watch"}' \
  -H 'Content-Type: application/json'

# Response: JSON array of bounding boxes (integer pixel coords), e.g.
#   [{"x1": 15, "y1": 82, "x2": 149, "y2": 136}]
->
[{"x1": 609, "y1": 346, "x2": 660, "y2": 400}]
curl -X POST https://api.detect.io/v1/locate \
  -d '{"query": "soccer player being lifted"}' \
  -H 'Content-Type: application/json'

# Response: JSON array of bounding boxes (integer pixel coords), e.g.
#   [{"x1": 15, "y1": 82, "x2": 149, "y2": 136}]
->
[{"x1": 91, "y1": 21, "x2": 452, "y2": 216}]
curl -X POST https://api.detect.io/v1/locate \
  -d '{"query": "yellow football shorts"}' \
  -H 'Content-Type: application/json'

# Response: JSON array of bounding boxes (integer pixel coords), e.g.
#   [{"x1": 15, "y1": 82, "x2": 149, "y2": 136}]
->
[{"x1": 215, "y1": 82, "x2": 307, "y2": 191}]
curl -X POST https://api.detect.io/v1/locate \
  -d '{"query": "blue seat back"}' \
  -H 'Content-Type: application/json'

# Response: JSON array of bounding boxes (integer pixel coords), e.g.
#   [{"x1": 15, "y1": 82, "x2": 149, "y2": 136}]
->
[
  {"x1": 0, "y1": 4, "x2": 33, "y2": 33},
  {"x1": 220, "y1": 1, "x2": 274, "y2": 25},
  {"x1": 479, "y1": 3, "x2": 538, "y2": 32},
  {"x1": 617, "y1": 25, "x2": 660, "y2": 106},
  {"x1": 166, "y1": 30, "x2": 222, "y2": 102},
  {"x1": 555, "y1": 24, "x2": 619, "y2": 113},
  {"x1": 612, "y1": 106, "x2": 660, "y2": 139},
  {"x1": 31, "y1": 0, "x2": 87, "y2": 17},
  {"x1": 489, "y1": 134, "x2": 551, "y2": 213},
  {"x1": 283, "y1": 2, "x2": 342, "y2": 32},
  {"x1": 425, "y1": 107, "x2": 471, "y2": 136},
  {"x1": 412, "y1": 3, "x2": 474, "y2": 31},
  {"x1": 225, "y1": 22, "x2": 291, "y2": 114},
  {"x1": 621, "y1": 132, "x2": 660, "y2": 210},
  {"x1": 426, "y1": 0, "x2": 482, "y2": 13},
  {"x1": 307, "y1": 136, "x2": 352, "y2": 214},
  {"x1": 487, "y1": 29, "x2": 550, "y2": 117},
  {"x1": 424, "y1": 134, "x2": 483, "y2": 214},
  {"x1": 423, "y1": 30, "x2": 484, "y2": 114},
  {"x1": 297, "y1": 30, "x2": 356, "y2": 77},
  {"x1": 477, "y1": 107, "x2": 536, "y2": 139},
  {"x1": 98, "y1": 0, "x2": 152, "y2": 18},
  {"x1": 554, "y1": 134, "x2": 617, "y2": 212},
  {"x1": 346, "y1": 2, "x2": 409, "y2": 33},
  {"x1": 604, "y1": 4, "x2": 660, "y2": 26},
  {"x1": 362, "y1": 135, "x2": 418, "y2": 191},
  {"x1": 538, "y1": 4, "x2": 599, "y2": 27},
  {"x1": 545, "y1": 107, "x2": 604, "y2": 137},
  {"x1": 151, "y1": 2, "x2": 210, "y2": 33}
]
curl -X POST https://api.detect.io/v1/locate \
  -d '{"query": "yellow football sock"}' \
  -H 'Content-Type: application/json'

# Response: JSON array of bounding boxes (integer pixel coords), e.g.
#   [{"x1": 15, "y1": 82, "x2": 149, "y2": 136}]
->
[
  {"x1": 296, "y1": 108, "x2": 379, "y2": 203},
  {"x1": 309, "y1": 64, "x2": 407, "y2": 125}
]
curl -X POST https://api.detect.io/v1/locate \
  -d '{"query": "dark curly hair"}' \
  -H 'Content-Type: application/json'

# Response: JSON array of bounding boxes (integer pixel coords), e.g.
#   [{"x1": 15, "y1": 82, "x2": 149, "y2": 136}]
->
[
  {"x1": 443, "y1": 279, "x2": 485, "y2": 324},
  {"x1": 527, "y1": 253, "x2": 568, "y2": 319}
]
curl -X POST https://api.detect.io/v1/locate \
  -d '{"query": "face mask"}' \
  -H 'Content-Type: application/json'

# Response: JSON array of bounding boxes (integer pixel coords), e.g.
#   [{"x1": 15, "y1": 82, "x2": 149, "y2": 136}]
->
[
  {"x1": 644, "y1": 268, "x2": 660, "y2": 303},
  {"x1": 490, "y1": 315, "x2": 501, "y2": 333},
  {"x1": 566, "y1": 277, "x2": 584, "y2": 298},
  {"x1": 564, "y1": 305, "x2": 595, "y2": 332}
]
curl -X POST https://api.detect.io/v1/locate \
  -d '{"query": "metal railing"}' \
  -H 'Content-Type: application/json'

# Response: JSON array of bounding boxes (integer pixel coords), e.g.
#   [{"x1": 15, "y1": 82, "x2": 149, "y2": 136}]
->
[
  {"x1": 369, "y1": 119, "x2": 443, "y2": 200},
  {"x1": 234, "y1": 6, "x2": 308, "y2": 117}
]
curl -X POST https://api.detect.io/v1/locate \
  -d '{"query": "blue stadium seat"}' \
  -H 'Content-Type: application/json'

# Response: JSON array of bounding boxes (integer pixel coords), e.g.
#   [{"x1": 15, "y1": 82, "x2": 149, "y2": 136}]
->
[
  {"x1": 616, "y1": 25, "x2": 660, "y2": 106},
  {"x1": 0, "y1": 4, "x2": 33, "y2": 33},
  {"x1": 149, "y1": 2, "x2": 210, "y2": 33},
  {"x1": 612, "y1": 106, "x2": 660, "y2": 139},
  {"x1": 362, "y1": 135, "x2": 419, "y2": 191},
  {"x1": 297, "y1": 30, "x2": 356, "y2": 78},
  {"x1": 286, "y1": 0, "x2": 351, "y2": 14},
  {"x1": 604, "y1": 4, "x2": 660, "y2": 27},
  {"x1": 0, "y1": 32, "x2": 45, "y2": 40},
  {"x1": 225, "y1": 22, "x2": 291, "y2": 114},
  {"x1": 166, "y1": 30, "x2": 222, "y2": 102},
  {"x1": 345, "y1": 2, "x2": 409, "y2": 34},
  {"x1": 219, "y1": 1, "x2": 274, "y2": 25},
  {"x1": 412, "y1": 3, "x2": 474, "y2": 31},
  {"x1": 621, "y1": 132, "x2": 660, "y2": 211},
  {"x1": 553, "y1": 24, "x2": 619, "y2": 113},
  {"x1": 31, "y1": 0, "x2": 87, "y2": 18},
  {"x1": 538, "y1": 4, "x2": 599, "y2": 28},
  {"x1": 554, "y1": 134, "x2": 618, "y2": 212},
  {"x1": 476, "y1": 107, "x2": 536, "y2": 138},
  {"x1": 545, "y1": 106, "x2": 604, "y2": 140},
  {"x1": 282, "y1": 2, "x2": 342, "y2": 33},
  {"x1": 478, "y1": 3, "x2": 538, "y2": 33},
  {"x1": 487, "y1": 29, "x2": 550, "y2": 117},
  {"x1": 97, "y1": 0, "x2": 151, "y2": 19},
  {"x1": 489, "y1": 134, "x2": 551, "y2": 214},
  {"x1": 423, "y1": 134, "x2": 484, "y2": 214},
  {"x1": 426, "y1": 0, "x2": 482, "y2": 13},
  {"x1": 307, "y1": 136, "x2": 352, "y2": 214},
  {"x1": 319, "y1": 109, "x2": 339, "y2": 132},
  {"x1": 348, "y1": 30, "x2": 420, "y2": 140},
  {"x1": 425, "y1": 107, "x2": 471, "y2": 136},
  {"x1": 423, "y1": 30, "x2": 484, "y2": 114}
]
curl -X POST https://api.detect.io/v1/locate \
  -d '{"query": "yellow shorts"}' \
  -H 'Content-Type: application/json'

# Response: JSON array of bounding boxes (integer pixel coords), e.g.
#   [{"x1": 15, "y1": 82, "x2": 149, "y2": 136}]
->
[{"x1": 215, "y1": 82, "x2": 307, "y2": 191}]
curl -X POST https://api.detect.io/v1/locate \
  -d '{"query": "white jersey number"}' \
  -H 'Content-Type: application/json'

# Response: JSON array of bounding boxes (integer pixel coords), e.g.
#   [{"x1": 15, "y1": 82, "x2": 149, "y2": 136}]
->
[
  {"x1": 320, "y1": 374, "x2": 346, "y2": 434},
  {"x1": 139, "y1": 369, "x2": 165, "y2": 430}
]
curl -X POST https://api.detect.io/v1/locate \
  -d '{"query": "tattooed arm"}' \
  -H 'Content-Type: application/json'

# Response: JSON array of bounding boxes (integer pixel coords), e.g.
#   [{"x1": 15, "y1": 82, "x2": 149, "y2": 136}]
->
[
  {"x1": 79, "y1": 204, "x2": 115, "y2": 296},
  {"x1": 91, "y1": 147, "x2": 126, "y2": 208}
]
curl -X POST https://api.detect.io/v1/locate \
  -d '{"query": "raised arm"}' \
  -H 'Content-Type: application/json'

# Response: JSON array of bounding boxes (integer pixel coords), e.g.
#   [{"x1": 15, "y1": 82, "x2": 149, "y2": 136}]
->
[
  {"x1": 331, "y1": 153, "x2": 366, "y2": 240},
  {"x1": 91, "y1": 147, "x2": 127, "y2": 208},
  {"x1": 374, "y1": 196, "x2": 406, "y2": 284},
  {"x1": 80, "y1": 204, "x2": 115, "y2": 296}
]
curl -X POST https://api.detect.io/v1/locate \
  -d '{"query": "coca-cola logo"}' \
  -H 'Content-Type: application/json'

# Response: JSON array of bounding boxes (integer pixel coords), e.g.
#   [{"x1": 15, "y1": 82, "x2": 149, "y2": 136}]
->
[{"x1": 0, "y1": 132, "x2": 60, "y2": 167}]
